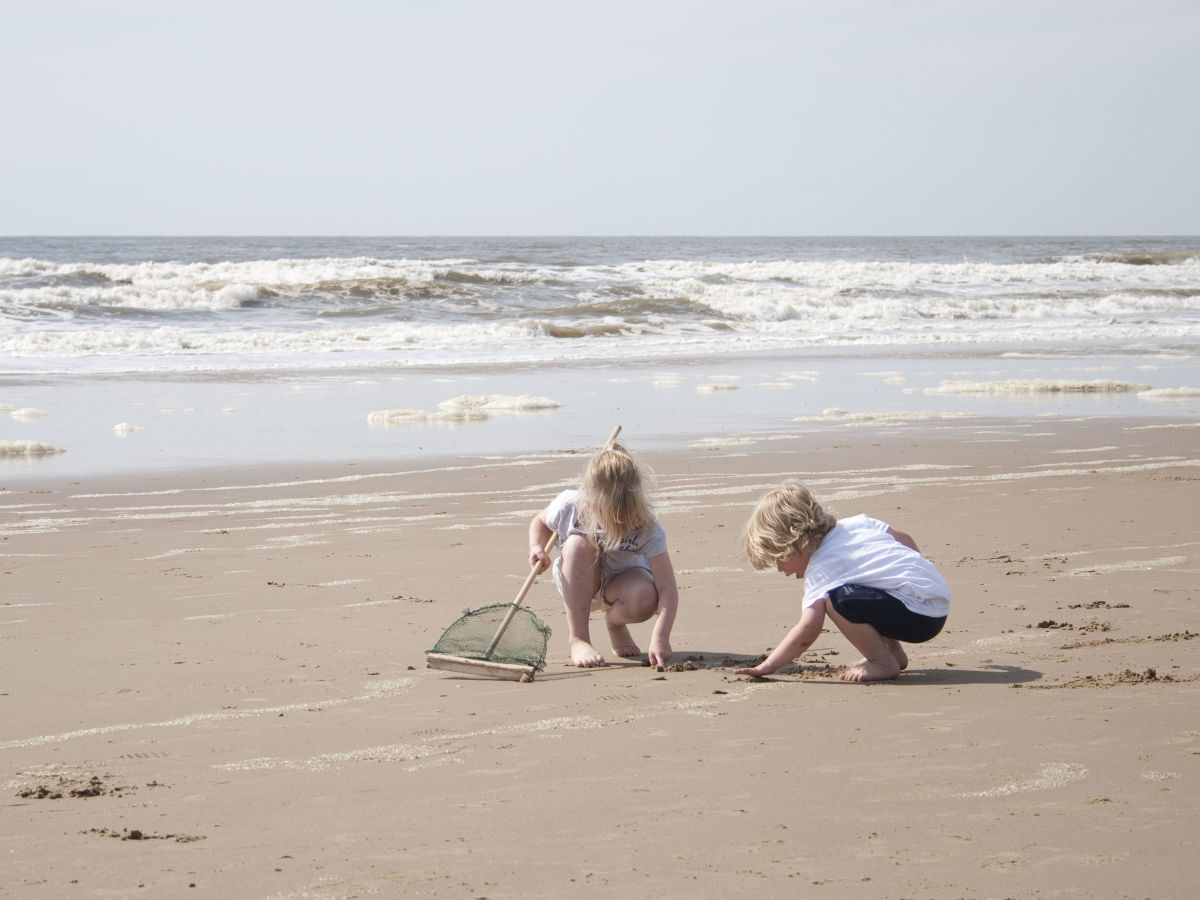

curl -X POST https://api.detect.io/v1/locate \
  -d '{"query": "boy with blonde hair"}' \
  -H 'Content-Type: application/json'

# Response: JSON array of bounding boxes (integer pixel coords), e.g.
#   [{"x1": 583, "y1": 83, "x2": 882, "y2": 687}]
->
[{"x1": 736, "y1": 480, "x2": 949, "y2": 682}]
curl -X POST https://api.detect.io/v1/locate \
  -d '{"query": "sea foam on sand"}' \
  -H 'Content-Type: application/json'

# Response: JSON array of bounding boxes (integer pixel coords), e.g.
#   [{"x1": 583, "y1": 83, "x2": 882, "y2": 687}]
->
[
  {"x1": 925, "y1": 378, "x2": 1151, "y2": 395},
  {"x1": 368, "y1": 394, "x2": 564, "y2": 427},
  {"x1": 0, "y1": 440, "x2": 64, "y2": 458},
  {"x1": 1138, "y1": 386, "x2": 1200, "y2": 401}
]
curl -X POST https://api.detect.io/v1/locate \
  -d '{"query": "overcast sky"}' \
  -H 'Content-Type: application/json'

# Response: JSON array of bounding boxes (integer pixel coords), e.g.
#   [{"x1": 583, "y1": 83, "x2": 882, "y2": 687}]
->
[{"x1": 3, "y1": 0, "x2": 1197, "y2": 235}]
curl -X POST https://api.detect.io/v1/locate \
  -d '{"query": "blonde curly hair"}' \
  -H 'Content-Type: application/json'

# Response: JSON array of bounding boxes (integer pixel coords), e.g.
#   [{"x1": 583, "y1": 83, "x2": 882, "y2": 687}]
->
[
  {"x1": 580, "y1": 442, "x2": 655, "y2": 552},
  {"x1": 743, "y1": 479, "x2": 836, "y2": 570}
]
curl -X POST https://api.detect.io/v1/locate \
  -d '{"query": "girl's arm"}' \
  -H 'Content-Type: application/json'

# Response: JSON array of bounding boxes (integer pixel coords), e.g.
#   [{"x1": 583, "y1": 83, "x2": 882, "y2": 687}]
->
[
  {"x1": 528, "y1": 508, "x2": 554, "y2": 572},
  {"x1": 734, "y1": 602, "x2": 826, "y2": 676},
  {"x1": 646, "y1": 551, "x2": 679, "y2": 667}
]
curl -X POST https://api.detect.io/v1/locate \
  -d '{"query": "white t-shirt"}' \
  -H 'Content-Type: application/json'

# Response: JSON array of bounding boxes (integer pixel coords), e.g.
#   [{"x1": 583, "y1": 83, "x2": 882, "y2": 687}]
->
[
  {"x1": 544, "y1": 489, "x2": 668, "y2": 577},
  {"x1": 802, "y1": 514, "x2": 950, "y2": 618}
]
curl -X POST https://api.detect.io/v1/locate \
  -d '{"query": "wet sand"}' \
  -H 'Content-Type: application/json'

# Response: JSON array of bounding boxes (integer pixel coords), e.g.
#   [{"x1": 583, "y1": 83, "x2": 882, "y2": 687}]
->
[{"x1": 2, "y1": 414, "x2": 1198, "y2": 898}]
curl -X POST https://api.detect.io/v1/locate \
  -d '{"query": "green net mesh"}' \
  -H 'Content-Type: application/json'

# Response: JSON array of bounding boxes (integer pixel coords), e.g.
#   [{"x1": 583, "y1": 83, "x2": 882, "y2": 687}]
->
[{"x1": 428, "y1": 603, "x2": 552, "y2": 671}]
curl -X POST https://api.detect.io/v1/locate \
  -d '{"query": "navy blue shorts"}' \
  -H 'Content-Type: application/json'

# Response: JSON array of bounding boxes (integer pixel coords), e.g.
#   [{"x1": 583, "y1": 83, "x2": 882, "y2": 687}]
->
[{"x1": 827, "y1": 584, "x2": 946, "y2": 644}]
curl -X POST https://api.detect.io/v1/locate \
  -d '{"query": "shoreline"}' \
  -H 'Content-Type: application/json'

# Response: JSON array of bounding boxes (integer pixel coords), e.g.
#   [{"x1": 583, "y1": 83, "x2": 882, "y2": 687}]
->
[
  {"x1": 4, "y1": 410, "x2": 1198, "y2": 495},
  {"x1": 4, "y1": 340, "x2": 1199, "y2": 485}
]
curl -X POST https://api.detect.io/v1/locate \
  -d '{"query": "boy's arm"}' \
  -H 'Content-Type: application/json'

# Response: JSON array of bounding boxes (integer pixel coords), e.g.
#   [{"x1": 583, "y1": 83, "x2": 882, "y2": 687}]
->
[
  {"x1": 646, "y1": 551, "x2": 679, "y2": 667},
  {"x1": 528, "y1": 508, "x2": 554, "y2": 572},
  {"x1": 734, "y1": 602, "x2": 826, "y2": 677},
  {"x1": 887, "y1": 526, "x2": 920, "y2": 554}
]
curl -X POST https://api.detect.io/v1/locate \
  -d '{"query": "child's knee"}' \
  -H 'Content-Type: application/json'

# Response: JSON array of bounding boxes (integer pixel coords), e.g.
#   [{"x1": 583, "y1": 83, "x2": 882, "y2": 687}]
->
[
  {"x1": 605, "y1": 574, "x2": 659, "y2": 623},
  {"x1": 560, "y1": 534, "x2": 597, "y2": 569},
  {"x1": 605, "y1": 599, "x2": 656, "y2": 626}
]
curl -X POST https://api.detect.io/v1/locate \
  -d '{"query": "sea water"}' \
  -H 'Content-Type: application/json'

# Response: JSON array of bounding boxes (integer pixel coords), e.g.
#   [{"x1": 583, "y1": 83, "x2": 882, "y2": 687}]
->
[{"x1": 2, "y1": 236, "x2": 1198, "y2": 478}]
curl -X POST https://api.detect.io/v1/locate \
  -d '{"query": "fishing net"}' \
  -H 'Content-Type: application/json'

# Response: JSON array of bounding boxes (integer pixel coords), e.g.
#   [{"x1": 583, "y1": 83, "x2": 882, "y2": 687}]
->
[{"x1": 428, "y1": 603, "x2": 552, "y2": 671}]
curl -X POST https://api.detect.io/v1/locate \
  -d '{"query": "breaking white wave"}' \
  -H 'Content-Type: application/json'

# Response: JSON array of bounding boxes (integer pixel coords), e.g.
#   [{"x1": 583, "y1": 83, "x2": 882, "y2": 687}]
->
[{"x1": 3, "y1": 237, "x2": 1200, "y2": 376}]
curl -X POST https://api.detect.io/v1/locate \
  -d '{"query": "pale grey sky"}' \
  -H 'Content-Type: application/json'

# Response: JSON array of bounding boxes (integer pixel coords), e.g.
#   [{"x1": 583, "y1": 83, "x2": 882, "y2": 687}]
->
[{"x1": 3, "y1": 0, "x2": 1197, "y2": 235}]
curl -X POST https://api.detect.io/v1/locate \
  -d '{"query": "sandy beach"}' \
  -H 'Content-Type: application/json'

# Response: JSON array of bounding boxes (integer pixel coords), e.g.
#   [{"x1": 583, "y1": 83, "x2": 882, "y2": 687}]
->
[
  {"x1": 5, "y1": 0, "x2": 1198, "y2": 891},
  {"x1": 2, "y1": 413, "x2": 1198, "y2": 899}
]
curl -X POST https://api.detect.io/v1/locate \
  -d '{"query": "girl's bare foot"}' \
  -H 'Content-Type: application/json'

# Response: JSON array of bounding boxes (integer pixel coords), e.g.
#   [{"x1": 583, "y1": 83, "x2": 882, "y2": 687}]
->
[
  {"x1": 840, "y1": 659, "x2": 901, "y2": 682},
  {"x1": 570, "y1": 638, "x2": 606, "y2": 667},
  {"x1": 607, "y1": 622, "x2": 641, "y2": 658}
]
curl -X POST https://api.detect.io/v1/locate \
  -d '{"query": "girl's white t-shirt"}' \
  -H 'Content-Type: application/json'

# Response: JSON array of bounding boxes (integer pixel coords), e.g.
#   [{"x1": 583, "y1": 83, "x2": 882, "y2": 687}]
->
[
  {"x1": 545, "y1": 489, "x2": 668, "y2": 574},
  {"x1": 801, "y1": 514, "x2": 950, "y2": 617}
]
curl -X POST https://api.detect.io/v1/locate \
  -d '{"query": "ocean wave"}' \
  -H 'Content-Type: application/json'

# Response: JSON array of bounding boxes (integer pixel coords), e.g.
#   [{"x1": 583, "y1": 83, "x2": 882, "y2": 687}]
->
[
  {"x1": 0, "y1": 256, "x2": 547, "y2": 316},
  {"x1": 1, "y1": 313, "x2": 1196, "y2": 372},
  {"x1": 3, "y1": 254, "x2": 1198, "y2": 320},
  {"x1": 1083, "y1": 250, "x2": 1200, "y2": 266},
  {"x1": 627, "y1": 257, "x2": 1200, "y2": 324},
  {"x1": 0, "y1": 319, "x2": 550, "y2": 358},
  {"x1": 3, "y1": 243, "x2": 1199, "y2": 374}
]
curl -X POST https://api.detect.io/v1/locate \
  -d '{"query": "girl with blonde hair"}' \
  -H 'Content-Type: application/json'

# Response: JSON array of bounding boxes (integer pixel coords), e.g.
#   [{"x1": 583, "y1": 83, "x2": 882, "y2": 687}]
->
[{"x1": 528, "y1": 441, "x2": 679, "y2": 668}]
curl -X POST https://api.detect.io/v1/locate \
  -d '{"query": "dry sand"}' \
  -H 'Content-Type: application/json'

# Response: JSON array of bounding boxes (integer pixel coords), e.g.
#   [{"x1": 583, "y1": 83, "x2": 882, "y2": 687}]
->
[{"x1": 2, "y1": 415, "x2": 1198, "y2": 899}]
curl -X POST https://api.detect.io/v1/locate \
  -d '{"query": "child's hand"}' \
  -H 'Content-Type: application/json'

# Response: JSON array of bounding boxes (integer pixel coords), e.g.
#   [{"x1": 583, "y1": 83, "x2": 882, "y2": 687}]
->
[
  {"x1": 648, "y1": 639, "x2": 672, "y2": 668},
  {"x1": 733, "y1": 664, "x2": 772, "y2": 677},
  {"x1": 528, "y1": 545, "x2": 550, "y2": 573}
]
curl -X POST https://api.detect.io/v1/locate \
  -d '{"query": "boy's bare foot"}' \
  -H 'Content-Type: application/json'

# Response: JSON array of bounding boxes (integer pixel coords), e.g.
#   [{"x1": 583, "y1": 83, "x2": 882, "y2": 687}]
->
[
  {"x1": 570, "y1": 638, "x2": 606, "y2": 667},
  {"x1": 607, "y1": 623, "x2": 641, "y2": 658},
  {"x1": 885, "y1": 638, "x2": 909, "y2": 670},
  {"x1": 840, "y1": 659, "x2": 901, "y2": 682}
]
